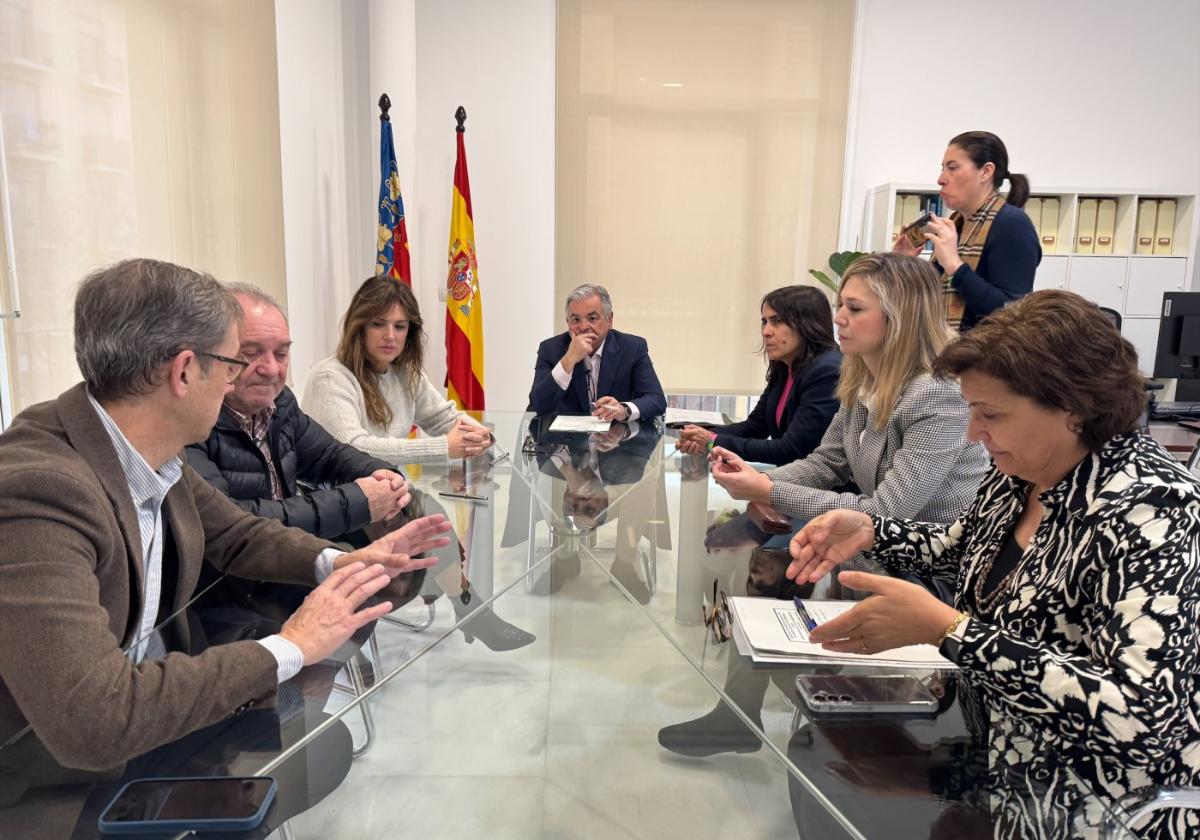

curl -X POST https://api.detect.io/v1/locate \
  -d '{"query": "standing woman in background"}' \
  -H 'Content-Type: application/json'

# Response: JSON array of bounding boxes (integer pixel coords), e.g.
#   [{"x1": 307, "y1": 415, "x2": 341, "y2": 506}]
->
[
  {"x1": 896, "y1": 131, "x2": 1041, "y2": 331},
  {"x1": 676, "y1": 285, "x2": 841, "y2": 467}
]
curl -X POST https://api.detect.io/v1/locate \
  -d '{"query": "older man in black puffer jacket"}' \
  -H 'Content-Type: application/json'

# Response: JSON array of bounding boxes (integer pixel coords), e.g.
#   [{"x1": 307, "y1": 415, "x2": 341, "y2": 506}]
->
[{"x1": 186, "y1": 285, "x2": 413, "y2": 638}]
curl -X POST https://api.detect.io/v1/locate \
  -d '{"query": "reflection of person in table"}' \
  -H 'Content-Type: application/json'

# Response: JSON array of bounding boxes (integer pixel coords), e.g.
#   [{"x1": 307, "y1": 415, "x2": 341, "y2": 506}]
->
[
  {"x1": 533, "y1": 420, "x2": 664, "y2": 603},
  {"x1": 790, "y1": 291, "x2": 1200, "y2": 840}
]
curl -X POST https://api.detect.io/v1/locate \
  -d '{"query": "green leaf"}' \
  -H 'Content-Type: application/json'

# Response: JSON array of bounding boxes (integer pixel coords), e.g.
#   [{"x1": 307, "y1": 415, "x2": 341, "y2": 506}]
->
[
  {"x1": 828, "y1": 250, "x2": 867, "y2": 277},
  {"x1": 807, "y1": 269, "x2": 838, "y2": 294}
]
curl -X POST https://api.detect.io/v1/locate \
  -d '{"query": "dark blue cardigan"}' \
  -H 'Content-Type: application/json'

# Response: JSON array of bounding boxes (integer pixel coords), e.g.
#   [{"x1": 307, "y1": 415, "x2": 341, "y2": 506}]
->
[
  {"x1": 713, "y1": 348, "x2": 841, "y2": 466},
  {"x1": 943, "y1": 202, "x2": 1041, "y2": 330}
]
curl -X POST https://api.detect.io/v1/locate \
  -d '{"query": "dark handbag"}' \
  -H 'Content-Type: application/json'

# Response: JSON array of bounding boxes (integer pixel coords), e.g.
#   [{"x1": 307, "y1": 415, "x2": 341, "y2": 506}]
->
[{"x1": 746, "y1": 501, "x2": 790, "y2": 534}]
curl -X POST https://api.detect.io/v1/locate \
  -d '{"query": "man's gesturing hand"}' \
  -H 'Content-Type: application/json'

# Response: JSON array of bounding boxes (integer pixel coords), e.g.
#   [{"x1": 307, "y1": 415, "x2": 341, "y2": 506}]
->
[
  {"x1": 280, "y1": 562, "x2": 396, "y2": 666},
  {"x1": 335, "y1": 513, "x2": 453, "y2": 579}
]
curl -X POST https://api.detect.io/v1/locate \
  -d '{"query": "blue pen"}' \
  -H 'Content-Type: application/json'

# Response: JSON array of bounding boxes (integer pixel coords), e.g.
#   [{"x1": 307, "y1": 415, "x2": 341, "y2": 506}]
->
[{"x1": 793, "y1": 597, "x2": 817, "y2": 632}]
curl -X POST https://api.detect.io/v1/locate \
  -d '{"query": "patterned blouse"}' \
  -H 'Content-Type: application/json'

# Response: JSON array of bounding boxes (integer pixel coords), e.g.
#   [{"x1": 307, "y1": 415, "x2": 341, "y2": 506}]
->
[{"x1": 868, "y1": 432, "x2": 1200, "y2": 839}]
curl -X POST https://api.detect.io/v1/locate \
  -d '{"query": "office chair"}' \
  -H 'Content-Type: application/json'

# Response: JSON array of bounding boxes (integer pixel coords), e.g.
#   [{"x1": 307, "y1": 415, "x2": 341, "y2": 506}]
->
[{"x1": 1098, "y1": 306, "x2": 1122, "y2": 331}]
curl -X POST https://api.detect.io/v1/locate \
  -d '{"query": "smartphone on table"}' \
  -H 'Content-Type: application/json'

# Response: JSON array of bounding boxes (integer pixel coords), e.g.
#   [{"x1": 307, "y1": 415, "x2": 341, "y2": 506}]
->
[
  {"x1": 795, "y1": 674, "x2": 938, "y2": 718},
  {"x1": 98, "y1": 776, "x2": 276, "y2": 834}
]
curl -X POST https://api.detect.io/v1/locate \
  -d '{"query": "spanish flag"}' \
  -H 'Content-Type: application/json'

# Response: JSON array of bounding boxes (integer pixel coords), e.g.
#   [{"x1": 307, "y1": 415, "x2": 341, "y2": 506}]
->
[{"x1": 444, "y1": 107, "x2": 484, "y2": 410}]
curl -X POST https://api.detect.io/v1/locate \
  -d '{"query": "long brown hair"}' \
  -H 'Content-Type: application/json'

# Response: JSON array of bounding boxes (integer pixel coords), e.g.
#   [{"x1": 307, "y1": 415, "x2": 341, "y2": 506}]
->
[
  {"x1": 834, "y1": 253, "x2": 956, "y2": 430},
  {"x1": 759, "y1": 285, "x2": 837, "y2": 384},
  {"x1": 336, "y1": 277, "x2": 425, "y2": 428}
]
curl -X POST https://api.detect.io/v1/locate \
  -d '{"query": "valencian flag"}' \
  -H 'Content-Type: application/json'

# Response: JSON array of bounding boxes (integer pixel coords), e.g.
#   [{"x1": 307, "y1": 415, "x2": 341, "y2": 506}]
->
[
  {"x1": 444, "y1": 106, "x2": 484, "y2": 410},
  {"x1": 375, "y1": 94, "x2": 412, "y2": 284}
]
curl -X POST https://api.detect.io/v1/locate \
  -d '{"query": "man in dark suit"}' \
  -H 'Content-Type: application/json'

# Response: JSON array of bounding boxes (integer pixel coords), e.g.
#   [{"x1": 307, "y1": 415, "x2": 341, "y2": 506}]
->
[
  {"x1": 527, "y1": 284, "x2": 666, "y2": 421},
  {"x1": 0, "y1": 259, "x2": 449, "y2": 785}
]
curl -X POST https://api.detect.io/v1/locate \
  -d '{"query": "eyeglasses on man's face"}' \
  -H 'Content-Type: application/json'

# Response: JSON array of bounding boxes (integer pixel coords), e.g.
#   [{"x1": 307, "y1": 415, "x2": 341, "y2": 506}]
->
[{"x1": 197, "y1": 350, "x2": 250, "y2": 385}]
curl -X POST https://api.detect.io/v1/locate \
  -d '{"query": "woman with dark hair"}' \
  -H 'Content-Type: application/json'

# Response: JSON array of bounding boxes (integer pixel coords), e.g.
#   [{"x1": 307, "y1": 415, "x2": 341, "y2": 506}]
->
[
  {"x1": 789, "y1": 290, "x2": 1199, "y2": 839},
  {"x1": 675, "y1": 285, "x2": 841, "y2": 466},
  {"x1": 303, "y1": 276, "x2": 491, "y2": 462},
  {"x1": 895, "y1": 130, "x2": 1041, "y2": 331}
]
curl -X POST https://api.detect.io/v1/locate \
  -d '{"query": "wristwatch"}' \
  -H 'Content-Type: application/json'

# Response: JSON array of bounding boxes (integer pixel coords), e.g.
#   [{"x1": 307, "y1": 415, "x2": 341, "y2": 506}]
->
[{"x1": 938, "y1": 615, "x2": 971, "y2": 663}]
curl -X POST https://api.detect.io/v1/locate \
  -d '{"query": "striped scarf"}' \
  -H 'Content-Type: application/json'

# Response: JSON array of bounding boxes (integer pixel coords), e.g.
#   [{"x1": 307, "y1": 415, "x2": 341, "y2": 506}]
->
[{"x1": 945, "y1": 191, "x2": 1004, "y2": 328}]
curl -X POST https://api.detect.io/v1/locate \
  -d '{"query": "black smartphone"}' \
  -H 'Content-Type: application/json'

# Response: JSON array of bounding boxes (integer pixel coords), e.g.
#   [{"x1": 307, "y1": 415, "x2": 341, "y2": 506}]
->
[{"x1": 98, "y1": 776, "x2": 277, "y2": 834}]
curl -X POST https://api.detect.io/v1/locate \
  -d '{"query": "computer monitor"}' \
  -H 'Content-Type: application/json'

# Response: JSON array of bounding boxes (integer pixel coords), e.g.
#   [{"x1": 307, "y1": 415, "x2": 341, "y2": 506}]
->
[{"x1": 1153, "y1": 292, "x2": 1200, "y2": 402}]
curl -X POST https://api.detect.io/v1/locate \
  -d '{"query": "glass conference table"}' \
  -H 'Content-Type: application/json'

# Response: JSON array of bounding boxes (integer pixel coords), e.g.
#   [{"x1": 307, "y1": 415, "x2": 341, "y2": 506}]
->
[{"x1": 0, "y1": 412, "x2": 1175, "y2": 839}]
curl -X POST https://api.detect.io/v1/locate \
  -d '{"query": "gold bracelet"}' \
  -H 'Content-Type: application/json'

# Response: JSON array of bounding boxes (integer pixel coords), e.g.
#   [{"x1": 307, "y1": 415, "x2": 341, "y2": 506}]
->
[{"x1": 937, "y1": 611, "x2": 969, "y2": 646}]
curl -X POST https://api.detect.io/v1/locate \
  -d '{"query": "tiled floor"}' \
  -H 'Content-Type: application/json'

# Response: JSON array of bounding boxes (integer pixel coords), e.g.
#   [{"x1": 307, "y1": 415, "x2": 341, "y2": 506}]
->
[{"x1": 286, "y1": 468, "x2": 809, "y2": 839}]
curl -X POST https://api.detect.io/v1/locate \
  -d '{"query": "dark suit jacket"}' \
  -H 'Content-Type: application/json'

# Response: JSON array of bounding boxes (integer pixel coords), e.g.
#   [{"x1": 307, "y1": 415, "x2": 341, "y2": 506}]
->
[
  {"x1": 938, "y1": 202, "x2": 1041, "y2": 330},
  {"x1": 0, "y1": 384, "x2": 335, "y2": 774},
  {"x1": 527, "y1": 329, "x2": 666, "y2": 419},
  {"x1": 713, "y1": 349, "x2": 842, "y2": 466}
]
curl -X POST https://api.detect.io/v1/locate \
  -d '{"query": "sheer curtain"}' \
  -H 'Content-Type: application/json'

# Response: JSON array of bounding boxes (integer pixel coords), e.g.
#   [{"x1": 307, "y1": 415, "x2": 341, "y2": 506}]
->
[
  {"x1": 556, "y1": 0, "x2": 853, "y2": 394},
  {"x1": 0, "y1": 0, "x2": 285, "y2": 421}
]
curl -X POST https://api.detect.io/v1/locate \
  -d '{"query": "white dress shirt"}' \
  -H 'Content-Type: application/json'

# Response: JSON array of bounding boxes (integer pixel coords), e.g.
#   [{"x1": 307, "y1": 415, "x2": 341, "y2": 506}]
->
[
  {"x1": 551, "y1": 337, "x2": 641, "y2": 420},
  {"x1": 87, "y1": 393, "x2": 339, "y2": 683}
]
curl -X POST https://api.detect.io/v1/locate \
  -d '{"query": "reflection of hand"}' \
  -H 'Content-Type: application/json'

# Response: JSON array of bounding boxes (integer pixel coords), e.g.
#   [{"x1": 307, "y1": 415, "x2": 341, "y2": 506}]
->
[
  {"x1": 591, "y1": 424, "x2": 625, "y2": 452},
  {"x1": 786, "y1": 509, "x2": 874, "y2": 582},
  {"x1": 807, "y1": 571, "x2": 960, "y2": 654},
  {"x1": 676, "y1": 424, "x2": 716, "y2": 454},
  {"x1": 709, "y1": 447, "x2": 772, "y2": 501}
]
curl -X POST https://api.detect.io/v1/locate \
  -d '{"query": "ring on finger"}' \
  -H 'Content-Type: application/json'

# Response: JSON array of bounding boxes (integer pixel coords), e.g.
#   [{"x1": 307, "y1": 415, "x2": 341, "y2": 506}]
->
[{"x1": 859, "y1": 637, "x2": 869, "y2": 652}]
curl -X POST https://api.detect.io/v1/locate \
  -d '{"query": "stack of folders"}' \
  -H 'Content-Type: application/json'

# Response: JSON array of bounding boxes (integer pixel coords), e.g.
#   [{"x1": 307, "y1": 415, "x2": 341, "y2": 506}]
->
[
  {"x1": 1023, "y1": 197, "x2": 1060, "y2": 253},
  {"x1": 1136, "y1": 198, "x2": 1176, "y2": 255},
  {"x1": 728, "y1": 596, "x2": 957, "y2": 670},
  {"x1": 892, "y1": 193, "x2": 945, "y2": 254},
  {"x1": 1075, "y1": 197, "x2": 1118, "y2": 254}
]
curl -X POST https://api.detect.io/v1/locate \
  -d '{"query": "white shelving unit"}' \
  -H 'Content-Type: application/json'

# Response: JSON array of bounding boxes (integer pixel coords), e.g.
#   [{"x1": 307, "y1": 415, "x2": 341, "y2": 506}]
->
[{"x1": 862, "y1": 183, "x2": 1199, "y2": 374}]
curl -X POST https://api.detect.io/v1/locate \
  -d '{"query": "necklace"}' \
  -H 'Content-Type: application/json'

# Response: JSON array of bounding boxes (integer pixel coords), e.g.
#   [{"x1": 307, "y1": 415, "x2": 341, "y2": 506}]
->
[{"x1": 972, "y1": 487, "x2": 1036, "y2": 614}]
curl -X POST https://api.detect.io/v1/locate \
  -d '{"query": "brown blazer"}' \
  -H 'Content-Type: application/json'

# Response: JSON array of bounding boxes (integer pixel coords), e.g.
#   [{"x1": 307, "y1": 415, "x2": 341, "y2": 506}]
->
[{"x1": 0, "y1": 383, "x2": 337, "y2": 774}]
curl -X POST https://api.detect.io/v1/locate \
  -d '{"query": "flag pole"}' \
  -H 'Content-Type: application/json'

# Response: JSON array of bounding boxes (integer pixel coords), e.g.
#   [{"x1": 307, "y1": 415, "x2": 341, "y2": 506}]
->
[
  {"x1": 455, "y1": 105, "x2": 466, "y2": 132},
  {"x1": 379, "y1": 93, "x2": 391, "y2": 121}
]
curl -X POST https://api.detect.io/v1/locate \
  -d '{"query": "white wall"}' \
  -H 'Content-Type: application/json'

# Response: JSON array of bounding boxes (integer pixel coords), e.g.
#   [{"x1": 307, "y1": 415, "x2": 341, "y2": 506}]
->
[
  {"x1": 411, "y1": 0, "x2": 556, "y2": 410},
  {"x1": 840, "y1": 0, "x2": 1200, "y2": 256},
  {"x1": 276, "y1": 0, "x2": 555, "y2": 409},
  {"x1": 275, "y1": 0, "x2": 374, "y2": 399}
]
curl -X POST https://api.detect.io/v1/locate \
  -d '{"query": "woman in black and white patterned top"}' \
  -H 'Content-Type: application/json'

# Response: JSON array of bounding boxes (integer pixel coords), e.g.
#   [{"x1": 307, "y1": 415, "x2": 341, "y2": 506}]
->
[{"x1": 789, "y1": 290, "x2": 1200, "y2": 839}]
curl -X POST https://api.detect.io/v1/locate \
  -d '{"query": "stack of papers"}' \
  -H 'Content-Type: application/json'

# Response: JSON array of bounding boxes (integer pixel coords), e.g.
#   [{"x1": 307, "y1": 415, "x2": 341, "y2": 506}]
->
[
  {"x1": 664, "y1": 407, "x2": 726, "y2": 426},
  {"x1": 548, "y1": 415, "x2": 611, "y2": 433},
  {"x1": 728, "y1": 596, "x2": 956, "y2": 670}
]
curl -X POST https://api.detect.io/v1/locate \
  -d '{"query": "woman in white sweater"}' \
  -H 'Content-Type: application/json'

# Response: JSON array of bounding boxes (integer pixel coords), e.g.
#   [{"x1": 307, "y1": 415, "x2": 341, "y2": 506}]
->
[
  {"x1": 304, "y1": 277, "x2": 532, "y2": 651},
  {"x1": 303, "y1": 277, "x2": 491, "y2": 463}
]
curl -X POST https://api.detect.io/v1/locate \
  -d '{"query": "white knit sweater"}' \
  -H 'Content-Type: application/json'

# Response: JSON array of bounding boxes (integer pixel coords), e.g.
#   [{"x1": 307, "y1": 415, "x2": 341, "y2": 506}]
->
[{"x1": 302, "y1": 357, "x2": 464, "y2": 463}]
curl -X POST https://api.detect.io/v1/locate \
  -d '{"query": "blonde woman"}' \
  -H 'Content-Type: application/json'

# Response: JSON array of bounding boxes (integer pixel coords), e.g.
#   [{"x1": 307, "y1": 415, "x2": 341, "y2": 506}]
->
[
  {"x1": 303, "y1": 277, "x2": 491, "y2": 463},
  {"x1": 710, "y1": 252, "x2": 988, "y2": 526},
  {"x1": 661, "y1": 252, "x2": 989, "y2": 758}
]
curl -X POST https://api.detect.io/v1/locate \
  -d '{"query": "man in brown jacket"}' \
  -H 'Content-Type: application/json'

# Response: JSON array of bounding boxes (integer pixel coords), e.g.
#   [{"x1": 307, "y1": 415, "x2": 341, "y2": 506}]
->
[{"x1": 0, "y1": 259, "x2": 450, "y2": 790}]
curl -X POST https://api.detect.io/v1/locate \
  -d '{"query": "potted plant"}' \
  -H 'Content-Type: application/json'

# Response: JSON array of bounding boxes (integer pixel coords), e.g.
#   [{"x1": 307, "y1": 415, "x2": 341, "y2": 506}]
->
[{"x1": 808, "y1": 250, "x2": 868, "y2": 295}]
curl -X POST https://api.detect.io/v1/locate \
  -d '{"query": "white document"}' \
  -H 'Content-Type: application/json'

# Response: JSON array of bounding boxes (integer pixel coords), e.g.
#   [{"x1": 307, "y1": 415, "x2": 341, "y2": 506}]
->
[
  {"x1": 665, "y1": 407, "x2": 726, "y2": 426},
  {"x1": 548, "y1": 415, "x2": 611, "y2": 433},
  {"x1": 729, "y1": 597, "x2": 956, "y2": 669}
]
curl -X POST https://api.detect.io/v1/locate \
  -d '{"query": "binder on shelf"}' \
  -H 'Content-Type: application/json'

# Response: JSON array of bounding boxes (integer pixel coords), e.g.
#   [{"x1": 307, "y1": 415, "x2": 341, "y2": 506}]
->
[
  {"x1": 893, "y1": 195, "x2": 904, "y2": 241},
  {"x1": 1094, "y1": 198, "x2": 1116, "y2": 254},
  {"x1": 1025, "y1": 197, "x2": 1043, "y2": 235},
  {"x1": 1154, "y1": 198, "x2": 1176, "y2": 255},
  {"x1": 1136, "y1": 199, "x2": 1158, "y2": 255},
  {"x1": 1076, "y1": 198, "x2": 1097, "y2": 254},
  {"x1": 1039, "y1": 197, "x2": 1059, "y2": 253},
  {"x1": 900, "y1": 194, "x2": 921, "y2": 229}
]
